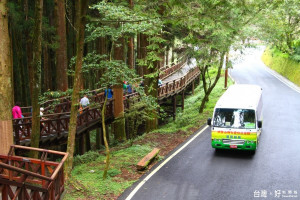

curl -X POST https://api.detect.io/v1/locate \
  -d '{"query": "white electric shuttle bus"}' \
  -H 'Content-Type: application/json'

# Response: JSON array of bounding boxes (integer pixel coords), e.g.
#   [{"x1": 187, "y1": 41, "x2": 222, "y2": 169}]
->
[{"x1": 207, "y1": 84, "x2": 263, "y2": 153}]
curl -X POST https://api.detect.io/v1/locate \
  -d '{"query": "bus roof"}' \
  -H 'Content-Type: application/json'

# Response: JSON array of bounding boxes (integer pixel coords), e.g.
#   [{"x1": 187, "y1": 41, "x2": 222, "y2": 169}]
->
[{"x1": 215, "y1": 84, "x2": 262, "y2": 110}]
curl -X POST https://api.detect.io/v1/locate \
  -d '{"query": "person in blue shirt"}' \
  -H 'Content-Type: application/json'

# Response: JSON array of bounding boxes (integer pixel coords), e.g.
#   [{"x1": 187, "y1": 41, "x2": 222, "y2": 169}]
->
[
  {"x1": 127, "y1": 84, "x2": 132, "y2": 94},
  {"x1": 104, "y1": 88, "x2": 113, "y2": 99}
]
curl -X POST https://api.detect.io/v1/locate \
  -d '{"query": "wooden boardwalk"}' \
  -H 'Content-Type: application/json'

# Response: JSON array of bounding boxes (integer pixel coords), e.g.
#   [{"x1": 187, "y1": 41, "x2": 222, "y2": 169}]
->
[{"x1": 12, "y1": 61, "x2": 200, "y2": 147}]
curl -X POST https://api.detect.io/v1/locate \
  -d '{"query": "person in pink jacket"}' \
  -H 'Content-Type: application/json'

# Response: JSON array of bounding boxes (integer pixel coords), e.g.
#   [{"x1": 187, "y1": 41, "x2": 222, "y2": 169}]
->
[{"x1": 12, "y1": 102, "x2": 23, "y2": 119}]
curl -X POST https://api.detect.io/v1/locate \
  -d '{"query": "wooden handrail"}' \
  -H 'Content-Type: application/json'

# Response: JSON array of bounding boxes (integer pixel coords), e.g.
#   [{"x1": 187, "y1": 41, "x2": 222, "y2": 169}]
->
[{"x1": 0, "y1": 162, "x2": 52, "y2": 181}]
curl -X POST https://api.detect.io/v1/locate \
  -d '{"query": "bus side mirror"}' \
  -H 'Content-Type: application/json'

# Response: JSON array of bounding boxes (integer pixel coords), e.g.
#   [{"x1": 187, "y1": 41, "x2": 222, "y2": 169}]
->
[
  {"x1": 257, "y1": 121, "x2": 262, "y2": 128},
  {"x1": 207, "y1": 118, "x2": 212, "y2": 126}
]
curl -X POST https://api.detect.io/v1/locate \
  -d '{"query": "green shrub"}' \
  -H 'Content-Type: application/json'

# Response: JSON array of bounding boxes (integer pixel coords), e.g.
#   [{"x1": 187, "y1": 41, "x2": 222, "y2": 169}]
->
[
  {"x1": 73, "y1": 151, "x2": 100, "y2": 166},
  {"x1": 107, "y1": 168, "x2": 121, "y2": 177}
]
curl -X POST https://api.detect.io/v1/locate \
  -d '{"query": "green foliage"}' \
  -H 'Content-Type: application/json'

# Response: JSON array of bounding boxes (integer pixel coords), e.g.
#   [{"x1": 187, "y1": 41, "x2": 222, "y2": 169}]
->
[
  {"x1": 86, "y1": 1, "x2": 162, "y2": 42},
  {"x1": 170, "y1": 0, "x2": 266, "y2": 113},
  {"x1": 291, "y1": 40, "x2": 300, "y2": 62},
  {"x1": 86, "y1": 1, "x2": 166, "y2": 97},
  {"x1": 255, "y1": 0, "x2": 300, "y2": 56}
]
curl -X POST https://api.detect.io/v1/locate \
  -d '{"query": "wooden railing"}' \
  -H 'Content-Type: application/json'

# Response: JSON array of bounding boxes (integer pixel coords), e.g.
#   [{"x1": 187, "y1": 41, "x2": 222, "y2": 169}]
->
[
  {"x1": 20, "y1": 61, "x2": 186, "y2": 115},
  {"x1": 43, "y1": 92, "x2": 107, "y2": 114},
  {"x1": 158, "y1": 66, "x2": 200, "y2": 99},
  {"x1": 0, "y1": 145, "x2": 68, "y2": 200},
  {"x1": 12, "y1": 63, "x2": 199, "y2": 145},
  {"x1": 13, "y1": 100, "x2": 114, "y2": 145},
  {"x1": 159, "y1": 61, "x2": 185, "y2": 80}
]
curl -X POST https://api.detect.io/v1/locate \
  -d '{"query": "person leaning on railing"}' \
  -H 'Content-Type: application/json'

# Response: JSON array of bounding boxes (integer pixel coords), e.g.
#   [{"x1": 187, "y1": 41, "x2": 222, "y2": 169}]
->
[
  {"x1": 12, "y1": 102, "x2": 23, "y2": 119},
  {"x1": 80, "y1": 95, "x2": 90, "y2": 108}
]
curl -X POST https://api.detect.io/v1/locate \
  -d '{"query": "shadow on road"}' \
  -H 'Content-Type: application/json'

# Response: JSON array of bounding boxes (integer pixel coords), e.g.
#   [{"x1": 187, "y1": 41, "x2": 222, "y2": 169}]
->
[{"x1": 213, "y1": 149, "x2": 255, "y2": 159}]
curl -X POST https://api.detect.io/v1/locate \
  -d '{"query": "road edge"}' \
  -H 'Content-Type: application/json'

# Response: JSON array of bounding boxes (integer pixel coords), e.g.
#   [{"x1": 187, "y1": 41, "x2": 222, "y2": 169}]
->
[
  {"x1": 119, "y1": 125, "x2": 209, "y2": 200},
  {"x1": 262, "y1": 64, "x2": 300, "y2": 94}
]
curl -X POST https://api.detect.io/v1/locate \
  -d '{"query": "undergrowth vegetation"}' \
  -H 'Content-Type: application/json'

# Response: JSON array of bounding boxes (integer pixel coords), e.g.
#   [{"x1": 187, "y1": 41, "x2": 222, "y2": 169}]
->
[
  {"x1": 262, "y1": 48, "x2": 300, "y2": 86},
  {"x1": 63, "y1": 75, "x2": 233, "y2": 200}
]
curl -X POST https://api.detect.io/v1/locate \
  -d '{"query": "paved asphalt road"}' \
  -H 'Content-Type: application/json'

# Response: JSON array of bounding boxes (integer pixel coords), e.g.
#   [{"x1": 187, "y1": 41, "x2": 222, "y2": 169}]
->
[{"x1": 119, "y1": 47, "x2": 300, "y2": 200}]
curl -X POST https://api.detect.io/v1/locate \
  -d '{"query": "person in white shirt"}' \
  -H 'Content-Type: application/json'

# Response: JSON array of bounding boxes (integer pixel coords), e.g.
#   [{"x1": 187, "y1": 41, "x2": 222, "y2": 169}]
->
[{"x1": 80, "y1": 95, "x2": 90, "y2": 108}]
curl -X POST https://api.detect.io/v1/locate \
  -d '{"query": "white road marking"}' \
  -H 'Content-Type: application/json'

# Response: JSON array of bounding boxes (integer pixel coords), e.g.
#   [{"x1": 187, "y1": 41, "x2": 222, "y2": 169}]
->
[
  {"x1": 229, "y1": 53, "x2": 300, "y2": 94},
  {"x1": 263, "y1": 65, "x2": 300, "y2": 94},
  {"x1": 125, "y1": 125, "x2": 209, "y2": 200},
  {"x1": 228, "y1": 69, "x2": 237, "y2": 84}
]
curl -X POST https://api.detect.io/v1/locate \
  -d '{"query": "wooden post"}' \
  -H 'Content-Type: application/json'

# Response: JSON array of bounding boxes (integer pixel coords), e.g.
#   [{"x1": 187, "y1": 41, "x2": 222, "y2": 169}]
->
[
  {"x1": 165, "y1": 82, "x2": 168, "y2": 94},
  {"x1": 181, "y1": 90, "x2": 185, "y2": 111},
  {"x1": 85, "y1": 131, "x2": 91, "y2": 152},
  {"x1": 225, "y1": 52, "x2": 229, "y2": 89},
  {"x1": 173, "y1": 80, "x2": 176, "y2": 92},
  {"x1": 173, "y1": 95, "x2": 176, "y2": 121},
  {"x1": 96, "y1": 126, "x2": 102, "y2": 149},
  {"x1": 18, "y1": 187, "x2": 25, "y2": 200},
  {"x1": 192, "y1": 80, "x2": 195, "y2": 95},
  {"x1": 75, "y1": 137, "x2": 79, "y2": 155},
  {"x1": 79, "y1": 134, "x2": 84, "y2": 155},
  {"x1": 2, "y1": 185, "x2": 8, "y2": 200}
]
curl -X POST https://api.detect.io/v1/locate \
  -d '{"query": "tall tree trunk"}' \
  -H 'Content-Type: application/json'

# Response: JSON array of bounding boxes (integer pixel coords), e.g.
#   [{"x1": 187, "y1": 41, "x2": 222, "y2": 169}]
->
[
  {"x1": 224, "y1": 51, "x2": 229, "y2": 89},
  {"x1": 66, "y1": 0, "x2": 76, "y2": 88},
  {"x1": 127, "y1": 37, "x2": 134, "y2": 69},
  {"x1": 65, "y1": 0, "x2": 89, "y2": 181},
  {"x1": 140, "y1": 33, "x2": 158, "y2": 132},
  {"x1": 140, "y1": 33, "x2": 148, "y2": 78},
  {"x1": 112, "y1": 37, "x2": 126, "y2": 142},
  {"x1": 199, "y1": 52, "x2": 225, "y2": 113},
  {"x1": 96, "y1": 37, "x2": 107, "y2": 79},
  {"x1": 160, "y1": 50, "x2": 165, "y2": 69},
  {"x1": 137, "y1": 33, "x2": 143, "y2": 76},
  {"x1": 12, "y1": 29, "x2": 23, "y2": 104},
  {"x1": 30, "y1": 0, "x2": 43, "y2": 157},
  {"x1": 127, "y1": 0, "x2": 134, "y2": 69},
  {"x1": 43, "y1": 45, "x2": 51, "y2": 91},
  {"x1": 25, "y1": 0, "x2": 33, "y2": 103},
  {"x1": 166, "y1": 45, "x2": 169, "y2": 67},
  {"x1": 0, "y1": 0, "x2": 14, "y2": 155},
  {"x1": 55, "y1": 0, "x2": 68, "y2": 91},
  {"x1": 102, "y1": 95, "x2": 110, "y2": 179},
  {"x1": 145, "y1": 54, "x2": 159, "y2": 131},
  {"x1": 171, "y1": 46, "x2": 175, "y2": 64}
]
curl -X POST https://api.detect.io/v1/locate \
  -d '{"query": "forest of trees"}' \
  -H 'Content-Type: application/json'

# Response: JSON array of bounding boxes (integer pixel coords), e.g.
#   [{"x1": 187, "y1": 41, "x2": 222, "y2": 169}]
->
[{"x1": 0, "y1": 0, "x2": 300, "y2": 179}]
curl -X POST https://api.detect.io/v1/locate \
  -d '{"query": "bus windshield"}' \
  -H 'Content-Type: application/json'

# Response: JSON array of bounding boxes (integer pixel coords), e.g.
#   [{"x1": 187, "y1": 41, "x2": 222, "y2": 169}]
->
[{"x1": 213, "y1": 108, "x2": 256, "y2": 129}]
